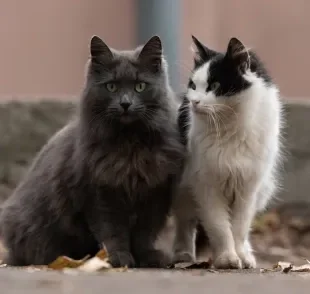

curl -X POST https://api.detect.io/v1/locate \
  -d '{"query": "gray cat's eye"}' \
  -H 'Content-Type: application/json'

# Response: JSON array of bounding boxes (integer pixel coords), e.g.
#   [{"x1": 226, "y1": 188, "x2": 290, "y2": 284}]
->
[
  {"x1": 135, "y1": 82, "x2": 146, "y2": 93},
  {"x1": 210, "y1": 82, "x2": 220, "y2": 92},
  {"x1": 106, "y1": 83, "x2": 118, "y2": 93}
]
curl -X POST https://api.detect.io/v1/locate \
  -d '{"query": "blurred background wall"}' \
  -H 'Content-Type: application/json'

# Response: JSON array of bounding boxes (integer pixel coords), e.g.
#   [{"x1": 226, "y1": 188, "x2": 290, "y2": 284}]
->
[
  {"x1": 0, "y1": 0, "x2": 309, "y2": 99},
  {"x1": 0, "y1": 0, "x2": 136, "y2": 100},
  {"x1": 182, "y1": 0, "x2": 310, "y2": 99}
]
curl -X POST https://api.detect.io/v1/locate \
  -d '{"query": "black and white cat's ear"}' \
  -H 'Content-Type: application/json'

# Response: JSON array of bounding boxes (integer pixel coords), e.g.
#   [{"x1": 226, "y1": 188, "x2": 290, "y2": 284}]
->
[
  {"x1": 138, "y1": 35, "x2": 162, "y2": 73},
  {"x1": 191, "y1": 35, "x2": 216, "y2": 63},
  {"x1": 226, "y1": 37, "x2": 250, "y2": 73},
  {"x1": 90, "y1": 35, "x2": 113, "y2": 60}
]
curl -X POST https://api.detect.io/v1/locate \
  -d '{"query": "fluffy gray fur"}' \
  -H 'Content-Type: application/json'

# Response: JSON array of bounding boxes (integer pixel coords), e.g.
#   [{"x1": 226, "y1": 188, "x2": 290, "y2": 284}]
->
[{"x1": 0, "y1": 35, "x2": 185, "y2": 268}]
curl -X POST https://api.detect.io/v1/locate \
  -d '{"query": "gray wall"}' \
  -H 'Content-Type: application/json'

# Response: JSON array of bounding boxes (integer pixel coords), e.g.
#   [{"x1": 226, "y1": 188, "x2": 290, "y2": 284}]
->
[
  {"x1": 279, "y1": 101, "x2": 310, "y2": 205},
  {"x1": 0, "y1": 100, "x2": 310, "y2": 206}
]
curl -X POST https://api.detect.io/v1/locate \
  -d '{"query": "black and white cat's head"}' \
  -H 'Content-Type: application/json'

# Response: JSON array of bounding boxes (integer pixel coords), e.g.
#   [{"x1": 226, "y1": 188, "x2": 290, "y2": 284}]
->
[
  {"x1": 187, "y1": 36, "x2": 272, "y2": 114},
  {"x1": 83, "y1": 35, "x2": 170, "y2": 127}
]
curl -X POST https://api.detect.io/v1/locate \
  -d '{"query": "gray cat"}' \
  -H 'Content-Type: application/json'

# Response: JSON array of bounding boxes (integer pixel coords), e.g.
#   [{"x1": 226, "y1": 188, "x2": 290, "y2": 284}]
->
[{"x1": 0, "y1": 35, "x2": 185, "y2": 267}]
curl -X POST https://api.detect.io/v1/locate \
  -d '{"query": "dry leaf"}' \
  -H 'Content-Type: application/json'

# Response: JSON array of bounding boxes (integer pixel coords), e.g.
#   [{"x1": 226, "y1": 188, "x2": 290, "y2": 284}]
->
[
  {"x1": 290, "y1": 264, "x2": 310, "y2": 273},
  {"x1": 274, "y1": 261, "x2": 292, "y2": 271},
  {"x1": 275, "y1": 261, "x2": 310, "y2": 273},
  {"x1": 77, "y1": 249, "x2": 111, "y2": 272},
  {"x1": 48, "y1": 255, "x2": 90, "y2": 270},
  {"x1": 78, "y1": 256, "x2": 111, "y2": 272},
  {"x1": 282, "y1": 264, "x2": 293, "y2": 273},
  {"x1": 182, "y1": 261, "x2": 211, "y2": 270},
  {"x1": 170, "y1": 260, "x2": 211, "y2": 270},
  {"x1": 260, "y1": 261, "x2": 292, "y2": 273},
  {"x1": 169, "y1": 262, "x2": 192, "y2": 269},
  {"x1": 261, "y1": 260, "x2": 310, "y2": 274},
  {"x1": 95, "y1": 249, "x2": 108, "y2": 260},
  {"x1": 40, "y1": 248, "x2": 114, "y2": 272}
]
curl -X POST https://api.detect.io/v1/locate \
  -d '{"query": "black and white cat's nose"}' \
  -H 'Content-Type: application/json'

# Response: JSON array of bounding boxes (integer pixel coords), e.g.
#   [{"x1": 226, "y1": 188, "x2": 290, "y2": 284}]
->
[
  {"x1": 120, "y1": 101, "x2": 132, "y2": 111},
  {"x1": 191, "y1": 99, "x2": 200, "y2": 106}
]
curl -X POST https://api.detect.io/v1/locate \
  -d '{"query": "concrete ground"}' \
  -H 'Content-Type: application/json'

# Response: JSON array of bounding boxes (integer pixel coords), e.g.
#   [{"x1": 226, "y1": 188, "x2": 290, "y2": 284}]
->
[{"x1": 1, "y1": 268, "x2": 310, "y2": 294}]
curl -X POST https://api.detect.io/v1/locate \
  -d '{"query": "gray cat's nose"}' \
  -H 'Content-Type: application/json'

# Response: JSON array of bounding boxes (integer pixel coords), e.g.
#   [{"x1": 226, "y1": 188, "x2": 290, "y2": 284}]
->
[
  {"x1": 191, "y1": 99, "x2": 200, "y2": 106},
  {"x1": 120, "y1": 102, "x2": 132, "y2": 111}
]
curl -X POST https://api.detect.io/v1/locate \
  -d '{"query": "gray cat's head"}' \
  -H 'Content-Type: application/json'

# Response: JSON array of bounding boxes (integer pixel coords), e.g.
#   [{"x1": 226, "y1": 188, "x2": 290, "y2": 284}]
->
[{"x1": 82, "y1": 35, "x2": 172, "y2": 128}]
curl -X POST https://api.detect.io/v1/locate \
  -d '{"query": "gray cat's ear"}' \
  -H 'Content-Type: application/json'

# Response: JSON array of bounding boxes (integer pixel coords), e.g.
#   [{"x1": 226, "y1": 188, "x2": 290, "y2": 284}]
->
[
  {"x1": 191, "y1": 35, "x2": 216, "y2": 63},
  {"x1": 138, "y1": 36, "x2": 162, "y2": 72},
  {"x1": 226, "y1": 37, "x2": 250, "y2": 73},
  {"x1": 90, "y1": 36, "x2": 113, "y2": 59}
]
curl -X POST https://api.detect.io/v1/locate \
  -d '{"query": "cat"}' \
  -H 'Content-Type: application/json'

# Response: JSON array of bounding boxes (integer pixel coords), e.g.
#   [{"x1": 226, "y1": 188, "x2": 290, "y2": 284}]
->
[
  {"x1": 0, "y1": 35, "x2": 185, "y2": 268},
  {"x1": 173, "y1": 36, "x2": 283, "y2": 269}
]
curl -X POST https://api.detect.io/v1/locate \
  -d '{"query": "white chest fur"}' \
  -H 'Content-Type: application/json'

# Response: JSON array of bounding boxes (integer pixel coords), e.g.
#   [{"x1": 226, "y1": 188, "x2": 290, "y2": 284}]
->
[{"x1": 185, "y1": 81, "x2": 282, "y2": 203}]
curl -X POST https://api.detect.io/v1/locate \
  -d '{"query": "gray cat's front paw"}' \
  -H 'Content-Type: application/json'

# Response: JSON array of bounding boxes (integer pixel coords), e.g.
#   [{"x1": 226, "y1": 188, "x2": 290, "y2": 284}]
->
[
  {"x1": 108, "y1": 251, "x2": 135, "y2": 268},
  {"x1": 173, "y1": 251, "x2": 195, "y2": 263},
  {"x1": 137, "y1": 249, "x2": 171, "y2": 268},
  {"x1": 213, "y1": 251, "x2": 242, "y2": 269}
]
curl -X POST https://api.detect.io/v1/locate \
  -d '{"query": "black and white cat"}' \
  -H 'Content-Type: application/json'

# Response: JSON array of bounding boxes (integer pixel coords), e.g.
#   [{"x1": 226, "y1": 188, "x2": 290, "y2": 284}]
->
[{"x1": 173, "y1": 36, "x2": 283, "y2": 269}]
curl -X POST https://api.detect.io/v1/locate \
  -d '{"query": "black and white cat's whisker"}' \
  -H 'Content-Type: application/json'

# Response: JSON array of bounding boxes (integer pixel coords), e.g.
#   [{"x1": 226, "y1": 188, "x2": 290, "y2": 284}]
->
[
  {"x1": 211, "y1": 109, "x2": 221, "y2": 141},
  {"x1": 213, "y1": 111, "x2": 229, "y2": 134}
]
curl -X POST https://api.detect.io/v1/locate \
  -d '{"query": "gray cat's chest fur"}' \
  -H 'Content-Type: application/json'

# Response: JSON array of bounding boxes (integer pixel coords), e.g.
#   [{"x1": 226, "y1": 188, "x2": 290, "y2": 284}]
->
[{"x1": 92, "y1": 139, "x2": 178, "y2": 195}]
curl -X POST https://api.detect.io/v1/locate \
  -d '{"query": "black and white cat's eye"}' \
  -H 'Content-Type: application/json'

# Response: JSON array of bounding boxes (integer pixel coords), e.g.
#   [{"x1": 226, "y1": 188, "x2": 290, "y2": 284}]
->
[
  {"x1": 188, "y1": 80, "x2": 196, "y2": 90},
  {"x1": 135, "y1": 82, "x2": 147, "y2": 93},
  {"x1": 209, "y1": 82, "x2": 220, "y2": 92},
  {"x1": 106, "y1": 82, "x2": 118, "y2": 93}
]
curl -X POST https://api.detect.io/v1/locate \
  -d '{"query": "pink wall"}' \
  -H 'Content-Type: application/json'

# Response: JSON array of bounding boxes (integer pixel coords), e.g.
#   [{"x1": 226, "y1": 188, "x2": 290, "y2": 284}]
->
[
  {"x1": 182, "y1": 0, "x2": 310, "y2": 98},
  {"x1": 0, "y1": 0, "x2": 136, "y2": 100},
  {"x1": 0, "y1": 0, "x2": 309, "y2": 100}
]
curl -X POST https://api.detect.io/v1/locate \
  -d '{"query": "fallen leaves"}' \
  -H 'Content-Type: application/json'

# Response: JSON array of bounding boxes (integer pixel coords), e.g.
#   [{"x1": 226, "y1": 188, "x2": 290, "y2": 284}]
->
[
  {"x1": 77, "y1": 256, "x2": 111, "y2": 273},
  {"x1": 2, "y1": 244, "x2": 309, "y2": 276},
  {"x1": 48, "y1": 255, "x2": 90, "y2": 270},
  {"x1": 0, "y1": 249, "x2": 119, "y2": 273},
  {"x1": 47, "y1": 249, "x2": 113, "y2": 273},
  {"x1": 168, "y1": 260, "x2": 216, "y2": 272},
  {"x1": 261, "y1": 259, "x2": 310, "y2": 274}
]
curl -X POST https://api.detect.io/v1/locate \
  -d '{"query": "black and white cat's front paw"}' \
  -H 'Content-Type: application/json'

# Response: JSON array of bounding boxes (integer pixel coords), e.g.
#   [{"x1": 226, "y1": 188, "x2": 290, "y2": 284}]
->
[
  {"x1": 213, "y1": 251, "x2": 242, "y2": 269},
  {"x1": 136, "y1": 249, "x2": 171, "y2": 268},
  {"x1": 237, "y1": 249, "x2": 256, "y2": 269},
  {"x1": 236, "y1": 241, "x2": 257, "y2": 269},
  {"x1": 173, "y1": 251, "x2": 196, "y2": 263},
  {"x1": 108, "y1": 251, "x2": 135, "y2": 268}
]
